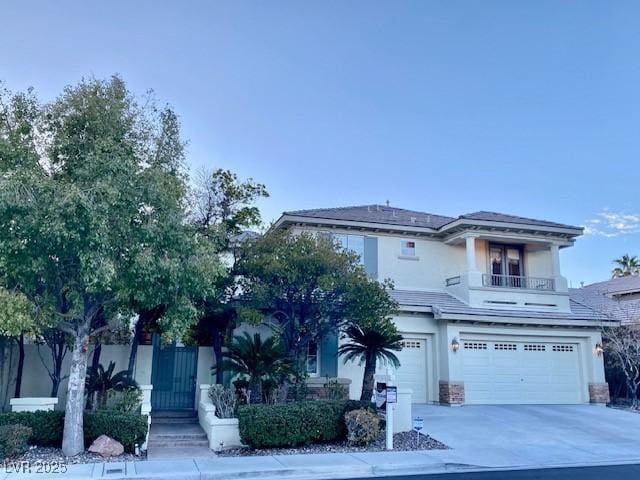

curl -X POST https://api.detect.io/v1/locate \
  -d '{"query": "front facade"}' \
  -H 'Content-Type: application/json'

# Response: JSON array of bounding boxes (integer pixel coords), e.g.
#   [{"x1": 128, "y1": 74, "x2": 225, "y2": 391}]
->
[{"x1": 274, "y1": 205, "x2": 614, "y2": 405}]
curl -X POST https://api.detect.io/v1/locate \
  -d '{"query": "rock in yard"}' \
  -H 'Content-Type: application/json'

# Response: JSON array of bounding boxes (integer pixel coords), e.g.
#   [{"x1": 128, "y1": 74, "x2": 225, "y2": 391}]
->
[{"x1": 88, "y1": 435, "x2": 124, "y2": 458}]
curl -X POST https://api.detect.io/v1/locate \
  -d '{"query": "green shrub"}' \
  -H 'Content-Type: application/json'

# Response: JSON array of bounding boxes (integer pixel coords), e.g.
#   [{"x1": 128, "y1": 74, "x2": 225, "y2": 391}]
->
[
  {"x1": 344, "y1": 409, "x2": 380, "y2": 446},
  {"x1": 84, "y1": 411, "x2": 148, "y2": 452},
  {"x1": 0, "y1": 410, "x2": 147, "y2": 453},
  {"x1": 0, "y1": 411, "x2": 63, "y2": 447},
  {"x1": 238, "y1": 399, "x2": 374, "y2": 449},
  {"x1": 0, "y1": 424, "x2": 32, "y2": 459}
]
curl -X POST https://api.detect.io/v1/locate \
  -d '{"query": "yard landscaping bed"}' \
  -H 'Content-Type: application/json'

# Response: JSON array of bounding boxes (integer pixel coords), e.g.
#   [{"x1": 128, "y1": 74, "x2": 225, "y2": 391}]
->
[
  {"x1": 3, "y1": 446, "x2": 144, "y2": 465},
  {"x1": 218, "y1": 430, "x2": 448, "y2": 457}
]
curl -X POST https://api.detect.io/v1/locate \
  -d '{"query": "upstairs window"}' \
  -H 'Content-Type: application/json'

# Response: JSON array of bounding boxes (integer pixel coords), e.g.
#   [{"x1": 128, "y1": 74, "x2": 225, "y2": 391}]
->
[
  {"x1": 334, "y1": 234, "x2": 365, "y2": 264},
  {"x1": 401, "y1": 240, "x2": 416, "y2": 257}
]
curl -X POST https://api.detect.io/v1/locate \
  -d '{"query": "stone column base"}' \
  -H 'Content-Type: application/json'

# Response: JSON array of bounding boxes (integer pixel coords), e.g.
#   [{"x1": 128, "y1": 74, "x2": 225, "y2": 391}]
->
[
  {"x1": 439, "y1": 381, "x2": 465, "y2": 405},
  {"x1": 588, "y1": 383, "x2": 610, "y2": 404}
]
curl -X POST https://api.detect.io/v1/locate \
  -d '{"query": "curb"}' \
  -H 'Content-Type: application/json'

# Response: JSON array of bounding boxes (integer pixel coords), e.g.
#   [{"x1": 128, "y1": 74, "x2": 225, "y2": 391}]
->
[{"x1": 5, "y1": 457, "x2": 640, "y2": 480}]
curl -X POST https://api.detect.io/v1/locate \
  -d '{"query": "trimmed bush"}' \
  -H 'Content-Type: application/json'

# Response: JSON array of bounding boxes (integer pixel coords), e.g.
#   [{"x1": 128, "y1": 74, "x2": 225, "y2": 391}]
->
[
  {"x1": 0, "y1": 411, "x2": 64, "y2": 447},
  {"x1": 0, "y1": 410, "x2": 147, "y2": 453},
  {"x1": 0, "y1": 424, "x2": 32, "y2": 459},
  {"x1": 344, "y1": 409, "x2": 380, "y2": 446},
  {"x1": 238, "y1": 399, "x2": 374, "y2": 449},
  {"x1": 84, "y1": 411, "x2": 148, "y2": 452}
]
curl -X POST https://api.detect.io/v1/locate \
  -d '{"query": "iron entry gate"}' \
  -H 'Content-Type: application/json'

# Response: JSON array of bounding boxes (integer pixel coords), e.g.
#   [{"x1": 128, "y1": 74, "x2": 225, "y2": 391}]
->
[{"x1": 150, "y1": 337, "x2": 198, "y2": 410}]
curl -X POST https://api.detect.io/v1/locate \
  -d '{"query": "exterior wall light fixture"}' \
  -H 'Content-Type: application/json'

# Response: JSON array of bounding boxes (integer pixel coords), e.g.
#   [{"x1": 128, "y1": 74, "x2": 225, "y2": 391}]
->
[
  {"x1": 451, "y1": 337, "x2": 460, "y2": 353},
  {"x1": 595, "y1": 343, "x2": 604, "y2": 356}
]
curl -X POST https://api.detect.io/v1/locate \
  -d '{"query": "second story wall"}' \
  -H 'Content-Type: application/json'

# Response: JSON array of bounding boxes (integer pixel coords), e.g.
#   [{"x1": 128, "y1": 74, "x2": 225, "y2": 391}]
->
[{"x1": 377, "y1": 234, "x2": 465, "y2": 290}]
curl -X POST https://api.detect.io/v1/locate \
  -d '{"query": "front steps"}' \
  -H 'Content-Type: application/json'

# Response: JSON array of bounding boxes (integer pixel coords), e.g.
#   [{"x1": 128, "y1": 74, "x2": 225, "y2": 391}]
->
[{"x1": 147, "y1": 410, "x2": 215, "y2": 459}]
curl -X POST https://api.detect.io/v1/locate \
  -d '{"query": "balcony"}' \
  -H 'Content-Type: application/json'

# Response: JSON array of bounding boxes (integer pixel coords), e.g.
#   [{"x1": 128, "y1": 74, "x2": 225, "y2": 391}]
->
[
  {"x1": 444, "y1": 270, "x2": 570, "y2": 312},
  {"x1": 481, "y1": 274, "x2": 555, "y2": 291}
]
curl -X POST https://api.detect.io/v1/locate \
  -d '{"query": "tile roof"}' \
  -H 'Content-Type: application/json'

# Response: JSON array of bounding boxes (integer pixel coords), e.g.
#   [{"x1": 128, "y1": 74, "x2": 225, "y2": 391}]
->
[
  {"x1": 579, "y1": 275, "x2": 640, "y2": 295},
  {"x1": 570, "y1": 278, "x2": 640, "y2": 324},
  {"x1": 284, "y1": 205, "x2": 454, "y2": 229},
  {"x1": 283, "y1": 205, "x2": 580, "y2": 232},
  {"x1": 390, "y1": 289, "x2": 605, "y2": 323},
  {"x1": 459, "y1": 211, "x2": 582, "y2": 230}
]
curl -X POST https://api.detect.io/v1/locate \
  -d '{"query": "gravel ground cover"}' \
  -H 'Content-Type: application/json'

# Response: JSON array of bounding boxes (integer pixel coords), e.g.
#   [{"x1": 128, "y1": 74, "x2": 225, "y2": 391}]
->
[
  {"x1": 218, "y1": 431, "x2": 448, "y2": 457},
  {"x1": 3, "y1": 446, "x2": 144, "y2": 465}
]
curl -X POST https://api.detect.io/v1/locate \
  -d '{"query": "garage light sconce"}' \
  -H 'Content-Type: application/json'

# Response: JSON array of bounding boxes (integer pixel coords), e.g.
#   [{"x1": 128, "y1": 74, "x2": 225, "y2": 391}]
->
[
  {"x1": 595, "y1": 343, "x2": 604, "y2": 356},
  {"x1": 451, "y1": 337, "x2": 460, "y2": 353}
]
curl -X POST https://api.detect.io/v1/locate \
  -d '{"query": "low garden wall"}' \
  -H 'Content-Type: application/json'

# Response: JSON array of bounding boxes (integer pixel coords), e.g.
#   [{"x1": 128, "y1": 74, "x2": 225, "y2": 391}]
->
[
  {"x1": 197, "y1": 384, "x2": 242, "y2": 451},
  {"x1": 10, "y1": 397, "x2": 58, "y2": 412}
]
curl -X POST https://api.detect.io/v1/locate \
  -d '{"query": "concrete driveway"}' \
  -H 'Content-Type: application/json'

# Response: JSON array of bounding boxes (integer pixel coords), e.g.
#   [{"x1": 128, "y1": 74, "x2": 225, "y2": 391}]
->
[{"x1": 413, "y1": 404, "x2": 640, "y2": 468}]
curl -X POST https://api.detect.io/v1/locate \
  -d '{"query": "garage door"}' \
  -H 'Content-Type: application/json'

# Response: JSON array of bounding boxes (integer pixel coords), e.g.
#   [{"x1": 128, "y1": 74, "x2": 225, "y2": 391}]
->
[
  {"x1": 395, "y1": 338, "x2": 427, "y2": 403},
  {"x1": 462, "y1": 340, "x2": 582, "y2": 404}
]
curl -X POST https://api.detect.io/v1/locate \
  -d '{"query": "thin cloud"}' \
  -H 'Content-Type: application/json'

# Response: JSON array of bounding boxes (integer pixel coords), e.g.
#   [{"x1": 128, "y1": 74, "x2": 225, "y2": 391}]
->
[{"x1": 583, "y1": 210, "x2": 640, "y2": 237}]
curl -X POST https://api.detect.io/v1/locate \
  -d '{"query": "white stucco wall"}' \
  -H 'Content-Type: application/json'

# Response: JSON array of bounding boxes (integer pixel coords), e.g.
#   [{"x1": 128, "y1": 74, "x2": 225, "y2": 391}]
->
[{"x1": 16, "y1": 343, "x2": 133, "y2": 410}]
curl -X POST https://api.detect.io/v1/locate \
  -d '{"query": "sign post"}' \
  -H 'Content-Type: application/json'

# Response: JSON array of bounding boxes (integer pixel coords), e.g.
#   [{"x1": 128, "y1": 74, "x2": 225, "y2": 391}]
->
[
  {"x1": 413, "y1": 416, "x2": 424, "y2": 447},
  {"x1": 375, "y1": 370, "x2": 397, "y2": 450}
]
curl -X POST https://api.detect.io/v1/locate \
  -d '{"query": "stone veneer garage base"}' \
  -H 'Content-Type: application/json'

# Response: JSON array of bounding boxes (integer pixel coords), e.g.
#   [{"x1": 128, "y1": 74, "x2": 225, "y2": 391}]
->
[
  {"x1": 588, "y1": 382, "x2": 610, "y2": 404},
  {"x1": 439, "y1": 381, "x2": 465, "y2": 405}
]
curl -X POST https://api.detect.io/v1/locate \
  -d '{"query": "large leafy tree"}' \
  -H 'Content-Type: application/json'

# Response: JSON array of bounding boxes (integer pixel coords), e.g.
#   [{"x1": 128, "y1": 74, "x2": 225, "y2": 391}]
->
[
  {"x1": 238, "y1": 231, "x2": 397, "y2": 381},
  {"x1": 612, "y1": 254, "x2": 640, "y2": 278},
  {"x1": 0, "y1": 77, "x2": 221, "y2": 455},
  {"x1": 191, "y1": 168, "x2": 268, "y2": 384}
]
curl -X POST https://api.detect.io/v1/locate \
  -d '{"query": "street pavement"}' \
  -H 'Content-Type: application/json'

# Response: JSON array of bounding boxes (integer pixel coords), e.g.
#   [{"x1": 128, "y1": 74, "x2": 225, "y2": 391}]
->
[{"x1": 353, "y1": 463, "x2": 640, "y2": 480}]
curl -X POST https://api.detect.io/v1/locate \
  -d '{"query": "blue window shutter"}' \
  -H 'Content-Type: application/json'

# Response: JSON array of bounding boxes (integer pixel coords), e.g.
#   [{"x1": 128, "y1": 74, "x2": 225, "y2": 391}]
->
[
  {"x1": 363, "y1": 236, "x2": 378, "y2": 279},
  {"x1": 319, "y1": 331, "x2": 338, "y2": 377}
]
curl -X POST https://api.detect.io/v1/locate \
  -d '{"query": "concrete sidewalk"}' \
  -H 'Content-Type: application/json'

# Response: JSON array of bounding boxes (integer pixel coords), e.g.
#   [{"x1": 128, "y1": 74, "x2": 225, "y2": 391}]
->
[{"x1": 4, "y1": 446, "x2": 640, "y2": 480}]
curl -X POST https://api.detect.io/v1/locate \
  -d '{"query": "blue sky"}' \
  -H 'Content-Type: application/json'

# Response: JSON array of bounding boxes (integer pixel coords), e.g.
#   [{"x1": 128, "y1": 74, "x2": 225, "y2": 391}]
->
[{"x1": 2, "y1": 1, "x2": 639, "y2": 285}]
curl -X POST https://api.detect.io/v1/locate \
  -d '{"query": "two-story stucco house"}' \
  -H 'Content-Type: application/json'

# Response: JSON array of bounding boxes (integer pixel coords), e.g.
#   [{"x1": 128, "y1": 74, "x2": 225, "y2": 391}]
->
[{"x1": 273, "y1": 205, "x2": 614, "y2": 406}]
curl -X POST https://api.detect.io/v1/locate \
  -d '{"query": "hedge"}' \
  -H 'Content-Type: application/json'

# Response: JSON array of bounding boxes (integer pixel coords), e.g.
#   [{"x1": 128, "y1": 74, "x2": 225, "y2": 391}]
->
[
  {"x1": 83, "y1": 411, "x2": 148, "y2": 452},
  {"x1": 0, "y1": 424, "x2": 32, "y2": 458},
  {"x1": 0, "y1": 410, "x2": 148, "y2": 453},
  {"x1": 238, "y1": 400, "x2": 374, "y2": 449},
  {"x1": 0, "y1": 411, "x2": 64, "y2": 447}
]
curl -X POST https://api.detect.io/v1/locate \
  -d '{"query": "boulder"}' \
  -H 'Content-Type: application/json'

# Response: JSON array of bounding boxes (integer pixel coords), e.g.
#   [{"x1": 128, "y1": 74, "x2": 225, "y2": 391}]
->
[{"x1": 88, "y1": 435, "x2": 124, "y2": 458}]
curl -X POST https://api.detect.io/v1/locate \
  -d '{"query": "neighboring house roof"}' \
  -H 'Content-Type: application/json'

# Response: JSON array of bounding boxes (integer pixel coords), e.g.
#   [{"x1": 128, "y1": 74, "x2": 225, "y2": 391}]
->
[
  {"x1": 578, "y1": 275, "x2": 640, "y2": 296},
  {"x1": 280, "y1": 204, "x2": 581, "y2": 233},
  {"x1": 570, "y1": 277, "x2": 640, "y2": 324},
  {"x1": 391, "y1": 289, "x2": 609, "y2": 325},
  {"x1": 229, "y1": 230, "x2": 260, "y2": 244}
]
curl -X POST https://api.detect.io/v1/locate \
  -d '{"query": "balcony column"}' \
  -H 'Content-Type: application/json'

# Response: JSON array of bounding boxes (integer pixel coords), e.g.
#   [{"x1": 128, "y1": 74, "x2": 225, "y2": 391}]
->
[
  {"x1": 464, "y1": 235, "x2": 482, "y2": 289},
  {"x1": 549, "y1": 243, "x2": 568, "y2": 292},
  {"x1": 550, "y1": 244, "x2": 561, "y2": 277},
  {"x1": 465, "y1": 236, "x2": 478, "y2": 271}
]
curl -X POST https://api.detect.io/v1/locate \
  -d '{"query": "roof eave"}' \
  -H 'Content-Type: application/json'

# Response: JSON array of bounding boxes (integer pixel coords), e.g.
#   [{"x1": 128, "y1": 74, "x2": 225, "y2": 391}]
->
[
  {"x1": 438, "y1": 218, "x2": 583, "y2": 238},
  {"x1": 272, "y1": 214, "x2": 441, "y2": 235}
]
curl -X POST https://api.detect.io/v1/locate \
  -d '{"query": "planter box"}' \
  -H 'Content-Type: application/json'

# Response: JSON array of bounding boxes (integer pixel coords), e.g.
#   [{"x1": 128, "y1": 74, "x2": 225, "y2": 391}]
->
[
  {"x1": 10, "y1": 397, "x2": 58, "y2": 412},
  {"x1": 197, "y1": 384, "x2": 243, "y2": 451}
]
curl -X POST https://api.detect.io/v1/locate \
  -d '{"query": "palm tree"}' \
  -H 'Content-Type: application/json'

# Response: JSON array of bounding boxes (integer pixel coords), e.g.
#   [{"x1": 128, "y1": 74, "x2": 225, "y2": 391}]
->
[
  {"x1": 612, "y1": 254, "x2": 640, "y2": 278},
  {"x1": 338, "y1": 319, "x2": 403, "y2": 401},
  {"x1": 85, "y1": 361, "x2": 138, "y2": 409},
  {"x1": 213, "y1": 332, "x2": 286, "y2": 403}
]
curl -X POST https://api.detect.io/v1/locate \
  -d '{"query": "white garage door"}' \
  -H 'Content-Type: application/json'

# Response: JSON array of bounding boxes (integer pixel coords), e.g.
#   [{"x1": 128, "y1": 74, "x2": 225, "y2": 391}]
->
[
  {"x1": 395, "y1": 338, "x2": 427, "y2": 403},
  {"x1": 462, "y1": 340, "x2": 582, "y2": 404}
]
